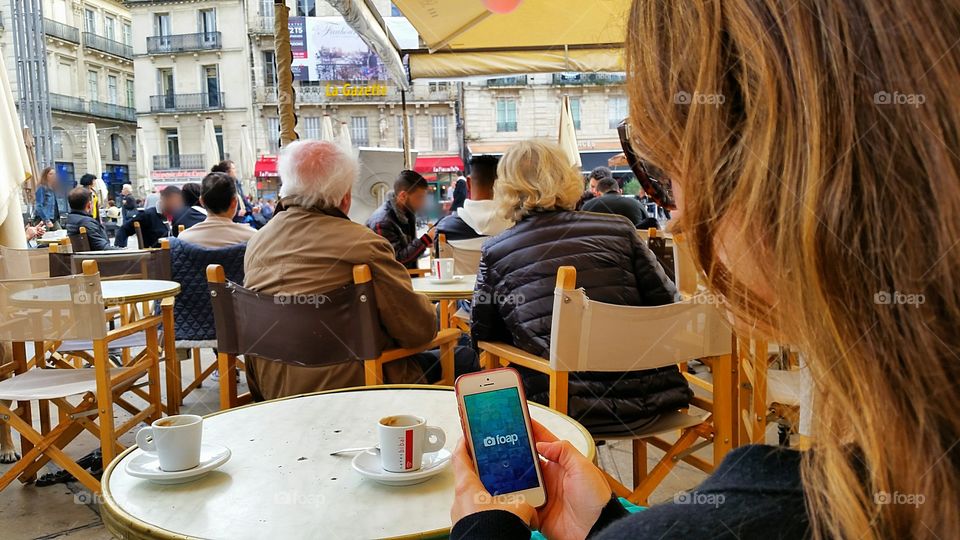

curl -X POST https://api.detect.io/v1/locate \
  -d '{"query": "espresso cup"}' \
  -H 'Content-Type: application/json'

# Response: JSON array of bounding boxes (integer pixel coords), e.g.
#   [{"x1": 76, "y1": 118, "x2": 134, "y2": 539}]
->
[
  {"x1": 135, "y1": 414, "x2": 203, "y2": 472},
  {"x1": 433, "y1": 258, "x2": 455, "y2": 280},
  {"x1": 378, "y1": 415, "x2": 445, "y2": 472}
]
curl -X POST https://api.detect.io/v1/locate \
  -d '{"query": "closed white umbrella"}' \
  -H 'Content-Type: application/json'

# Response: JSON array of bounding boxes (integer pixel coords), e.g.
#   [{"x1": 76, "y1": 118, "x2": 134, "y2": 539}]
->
[
  {"x1": 557, "y1": 95, "x2": 581, "y2": 169},
  {"x1": 238, "y1": 124, "x2": 255, "y2": 192},
  {"x1": 202, "y1": 118, "x2": 221, "y2": 170},
  {"x1": 136, "y1": 127, "x2": 153, "y2": 195},
  {"x1": 0, "y1": 53, "x2": 28, "y2": 248},
  {"x1": 321, "y1": 115, "x2": 335, "y2": 142},
  {"x1": 337, "y1": 121, "x2": 353, "y2": 150},
  {"x1": 85, "y1": 123, "x2": 108, "y2": 202}
]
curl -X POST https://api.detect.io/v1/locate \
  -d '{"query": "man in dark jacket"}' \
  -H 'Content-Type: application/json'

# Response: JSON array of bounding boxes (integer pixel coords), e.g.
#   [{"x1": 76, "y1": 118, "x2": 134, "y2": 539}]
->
[
  {"x1": 172, "y1": 182, "x2": 207, "y2": 236},
  {"x1": 65, "y1": 188, "x2": 118, "y2": 251},
  {"x1": 115, "y1": 186, "x2": 183, "y2": 248},
  {"x1": 435, "y1": 155, "x2": 512, "y2": 243},
  {"x1": 121, "y1": 184, "x2": 138, "y2": 222},
  {"x1": 366, "y1": 170, "x2": 435, "y2": 269},
  {"x1": 582, "y1": 177, "x2": 658, "y2": 229}
]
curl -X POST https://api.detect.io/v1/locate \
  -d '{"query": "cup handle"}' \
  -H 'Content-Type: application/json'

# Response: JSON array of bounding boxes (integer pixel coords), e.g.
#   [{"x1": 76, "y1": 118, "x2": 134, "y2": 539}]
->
[
  {"x1": 424, "y1": 426, "x2": 445, "y2": 453},
  {"x1": 136, "y1": 427, "x2": 157, "y2": 453}
]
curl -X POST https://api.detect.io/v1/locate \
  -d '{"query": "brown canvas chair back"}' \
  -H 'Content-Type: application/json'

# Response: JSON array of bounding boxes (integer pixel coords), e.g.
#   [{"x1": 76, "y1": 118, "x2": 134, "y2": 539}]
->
[
  {"x1": 49, "y1": 242, "x2": 171, "y2": 281},
  {"x1": 549, "y1": 279, "x2": 732, "y2": 372},
  {"x1": 69, "y1": 227, "x2": 92, "y2": 253},
  {"x1": 0, "y1": 271, "x2": 107, "y2": 342},
  {"x1": 0, "y1": 246, "x2": 50, "y2": 279},
  {"x1": 207, "y1": 265, "x2": 387, "y2": 367}
]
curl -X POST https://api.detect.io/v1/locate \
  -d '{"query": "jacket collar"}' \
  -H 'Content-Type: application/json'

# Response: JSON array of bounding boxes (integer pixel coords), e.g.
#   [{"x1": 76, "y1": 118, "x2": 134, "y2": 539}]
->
[
  {"x1": 385, "y1": 197, "x2": 413, "y2": 225},
  {"x1": 279, "y1": 198, "x2": 350, "y2": 220},
  {"x1": 69, "y1": 210, "x2": 93, "y2": 218}
]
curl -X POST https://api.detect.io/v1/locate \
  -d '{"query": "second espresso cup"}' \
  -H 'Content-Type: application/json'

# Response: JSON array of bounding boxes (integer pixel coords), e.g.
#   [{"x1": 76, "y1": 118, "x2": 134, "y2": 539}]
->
[
  {"x1": 135, "y1": 414, "x2": 203, "y2": 472},
  {"x1": 378, "y1": 414, "x2": 445, "y2": 472},
  {"x1": 433, "y1": 258, "x2": 455, "y2": 280}
]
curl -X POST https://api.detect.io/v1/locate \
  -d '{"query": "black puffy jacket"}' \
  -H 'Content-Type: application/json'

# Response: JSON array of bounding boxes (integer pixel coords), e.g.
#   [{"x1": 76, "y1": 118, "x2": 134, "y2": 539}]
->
[{"x1": 471, "y1": 210, "x2": 692, "y2": 434}]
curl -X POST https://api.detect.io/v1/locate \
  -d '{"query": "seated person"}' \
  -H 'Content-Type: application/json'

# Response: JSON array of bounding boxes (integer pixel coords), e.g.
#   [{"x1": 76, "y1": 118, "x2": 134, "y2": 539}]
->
[
  {"x1": 244, "y1": 140, "x2": 477, "y2": 401},
  {"x1": 115, "y1": 186, "x2": 183, "y2": 248},
  {"x1": 582, "y1": 176, "x2": 658, "y2": 229},
  {"x1": 435, "y1": 154, "x2": 513, "y2": 248},
  {"x1": 366, "y1": 170, "x2": 435, "y2": 269},
  {"x1": 178, "y1": 173, "x2": 257, "y2": 248},
  {"x1": 65, "y1": 187, "x2": 118, "y2": 251},
  {"x1": 103, "y1": 199, "x2": 122, "y2": 238},
  {"x1": 172, "y1": 182, "x2": 207, "y2": 235},
  {"x1": 471, "y1": 140, "x2": 688, "y2": 433},
  {"x1": 576, "y1": 166, "x2": 610, "y2": 209}
]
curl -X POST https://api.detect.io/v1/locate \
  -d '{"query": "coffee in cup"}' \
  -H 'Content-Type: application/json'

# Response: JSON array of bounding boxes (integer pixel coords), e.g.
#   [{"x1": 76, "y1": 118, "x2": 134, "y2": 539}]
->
[
  {"x1": 135, "y1": 414, "x2": 203, "y2": 472},
  {"x1": 377, "y1": 415, "x2": 445, "y2": 472}
]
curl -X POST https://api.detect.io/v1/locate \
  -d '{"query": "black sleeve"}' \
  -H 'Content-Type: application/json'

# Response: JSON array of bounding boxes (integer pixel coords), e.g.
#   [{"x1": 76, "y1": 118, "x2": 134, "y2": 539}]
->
[
  {"x1": 470, "y1": 255, "x2": 510, "y2": 349},
  {"x1": 86, "y1": 223, "x2": 115, "y2": 251},
  {"x1": 450, "y1": 510, "x2": 530, "y2": 540},
  {"x1": 631, "y1": 231, "x2": 678, "y2": 305},
  {"x1": 372, "y1": 220, "x2": 430, "y2": 267},
  {"x1": 587, "y1": 495, "x2": 631, "y2": 538}
]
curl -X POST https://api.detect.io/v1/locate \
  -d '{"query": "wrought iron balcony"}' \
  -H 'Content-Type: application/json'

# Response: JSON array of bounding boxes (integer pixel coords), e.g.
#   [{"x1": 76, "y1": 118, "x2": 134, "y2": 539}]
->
[
  {"x1": 487, "y1": 76, "x2": 528, "y2": 87},
  {"x1": 83, "y1": 32, "x2": 132, "y2": 59},
  {"x1": 50, "y1": 93, "x2": 135, "y2": 122},
  {"x1": 551, "y1": 72, "x2": 627, "y2": 86},
  {"x1": 146, "y1": 32, "x2": 222, "y2": 54},
  {"x1": 150, "y1": 92, "x2": 225, "y2": 113},
  {"x1": 496, "y1": 121, "x2": 518, "y2": 132},
  {"x1": 153, "y1": 154, "x2": 206, "y2": 170},
  {"x1": 44, "y1": 18, "x2": 80, "y2": 43}
]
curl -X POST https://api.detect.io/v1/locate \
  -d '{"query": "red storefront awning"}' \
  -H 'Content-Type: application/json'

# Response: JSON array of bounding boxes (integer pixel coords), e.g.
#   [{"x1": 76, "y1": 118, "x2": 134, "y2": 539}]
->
[
  {"x1": 254, "y1": 156, "x2": 278, "y2": 178},
  {"x1": 413, "y1": 156, "x2": 464, "y2": 174}
]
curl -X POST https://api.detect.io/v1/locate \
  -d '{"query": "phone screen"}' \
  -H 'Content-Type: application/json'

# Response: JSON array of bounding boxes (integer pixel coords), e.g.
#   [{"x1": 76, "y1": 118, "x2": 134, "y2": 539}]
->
[{"x1": 463, "y1": 387, "x2": 540, "y2": 495}]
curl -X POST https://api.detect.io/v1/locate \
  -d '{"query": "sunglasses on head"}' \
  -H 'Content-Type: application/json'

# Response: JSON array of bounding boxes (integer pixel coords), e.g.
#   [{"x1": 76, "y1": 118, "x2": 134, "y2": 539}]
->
[{"x1": 617, "y1": 119, "x2": 676, "y2": 210}]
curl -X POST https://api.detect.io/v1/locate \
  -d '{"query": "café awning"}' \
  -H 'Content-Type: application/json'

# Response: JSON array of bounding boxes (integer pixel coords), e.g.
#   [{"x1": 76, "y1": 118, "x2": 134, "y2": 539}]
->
[
  {"x1": 327, "y1": 0, "x2": 631, "y2": 80},
  {"x1": 414, "y1": 156, "x2": 464, "y2": 175},
  {"x1": 254, "y1": 156, "x2": 279, "y2": 178}
]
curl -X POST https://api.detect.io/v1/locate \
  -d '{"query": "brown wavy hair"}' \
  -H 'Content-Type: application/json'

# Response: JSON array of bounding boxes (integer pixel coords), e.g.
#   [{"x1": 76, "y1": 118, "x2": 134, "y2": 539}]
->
[{"x1": 625, "y1": 0, "x2": 959, "y2": 537}]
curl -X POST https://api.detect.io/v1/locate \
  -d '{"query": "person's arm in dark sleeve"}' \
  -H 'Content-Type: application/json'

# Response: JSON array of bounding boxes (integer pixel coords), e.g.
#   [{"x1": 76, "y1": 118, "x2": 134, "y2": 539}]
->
[
  {"x1": 470, "y1": 255, "x2": 510, "y2": 349},
  {"x1": 114, "y1": 215, "x2": 137, "y2": 248},
  {"x1": 88, "y1": 223, "x2": 118, "y2": 251},
  {"x1": 451, "y1": 496, "x2": 629, "y2": 540},
  {"x1": 631, "y1": 230, "x2": 678, "y2": 305},
  {"x1": 375, "y1": 220, "x2": 431, "y2": 267}
]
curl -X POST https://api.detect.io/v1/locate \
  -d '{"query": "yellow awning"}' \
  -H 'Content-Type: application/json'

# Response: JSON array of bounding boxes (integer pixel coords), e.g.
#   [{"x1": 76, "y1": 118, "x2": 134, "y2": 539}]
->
[{"x1": 408, "y1": 47, "x2": 624, "y2": 79}]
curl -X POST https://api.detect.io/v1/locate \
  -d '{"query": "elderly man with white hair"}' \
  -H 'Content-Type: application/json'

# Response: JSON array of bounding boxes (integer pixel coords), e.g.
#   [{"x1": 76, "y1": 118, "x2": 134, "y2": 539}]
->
[{"x1": 243, "y1": 140, "x2": 476, "y2": 399}]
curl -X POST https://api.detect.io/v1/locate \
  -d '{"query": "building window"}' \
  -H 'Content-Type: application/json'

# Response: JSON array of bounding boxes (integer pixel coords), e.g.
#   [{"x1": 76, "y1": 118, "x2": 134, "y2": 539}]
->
[
  {"x1": 263, "y1": 51, "x2": 277, "y2": 86},
  {"x1": 204, "y1": 65, "x2": 220, "y2": 107},
  {"x1": 351, "y1": 116, "x2": 368, "y2": 146},
  {"x1": 496, "y1": 98, "x2": 517, "y2": 132},
  {"x1": 199, "y1": 9, "x2": 217, "y2": 34},
  {"x1": 608, "y1": 96, "x2": 628, "y2": 129},
  {"x1": 84, "y1": 9, "x2": 96, "y2": 34},
  {"x1": 304, "y1": 117, "x2": 321, "y2": 140},
  {"x1": 165, "y1": 129, "x2": 180, "y2": 165},
  {"x1": 428, "y1": 82, "x2": 450, "y2": 92},
  {"x1": 569, "y1": 97, "x2": 582, "y2": 130},
  {"x1": 110, "y1": 134, "x2": 121, "y2": 161},
  {"x1": 87, "y1": 71, "x2": 99, "y2": 101},
  {"x1": 154, "y1": 13, "x2": 170, "y2": 36},
  {"x1": 260, "y1": 0, "x2": 274, "y2": 16},
  {"x1": 215, "y1": 126, "x2": 224, "y2": 159},
  {"x1": 396, "y1": 114, "x2": 414, "y2": 148},
  {"x1": 122, "y1": 22, "x2": 132, "y2": 46},
  {"x1": 104, "y1": 16, "x2": 116, "y2": 41},
  {"x1": 267, "y1": 117, "x2": 280, "y2": 154},
  {"x1": 107, "y1": 75, "x2": 118, "y2": 104},
  {"x1": 52, "y1": 129, "x2": 64, "y2": 160},
  {"x1": 431, "y1": 115, "x2": 448, "y2": 151},
  {"x1": 126, "y1": 79, "x2": 135, "y2": 108},
  {"x1": 296, "y1": 0, "x2": 316, "y2": 17}
]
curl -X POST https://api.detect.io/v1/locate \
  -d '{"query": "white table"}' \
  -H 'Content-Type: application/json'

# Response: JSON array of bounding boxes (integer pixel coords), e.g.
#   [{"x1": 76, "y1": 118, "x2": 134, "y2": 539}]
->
[
  {"x1": 101, "y1": 386, "x2": 595, "y2": 540},
  {"x1": 410, "y1": 275, "x2": 476, "y2": 301},
  {"x1": 10, "y1": 279, "x2": 180, "y2": 306},
  {"x1": 35, "y1": 230, "x2": 67, "y2": 246}
]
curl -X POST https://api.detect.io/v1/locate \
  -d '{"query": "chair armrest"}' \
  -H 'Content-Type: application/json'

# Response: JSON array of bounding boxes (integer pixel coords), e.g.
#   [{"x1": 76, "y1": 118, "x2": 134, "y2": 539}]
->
[
  {"x1": 478, "y1": 341, "x2": 552, "y2": 374},
  {"x1": 104, "y1": 314, "x2": 162, "y2": 343},
  {"x1": 161, "y1": 296, "x2": 174, "y2": 308},
  {"x1": 377, "y1": 328, "x2": 461, "y2": 363},
  {"x1": 408, "y1": 268, "x2": 431, "y2": 278}
]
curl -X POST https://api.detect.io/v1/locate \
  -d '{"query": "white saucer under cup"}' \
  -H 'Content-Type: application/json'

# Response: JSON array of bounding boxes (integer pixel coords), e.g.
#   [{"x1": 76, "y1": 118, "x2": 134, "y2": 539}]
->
[{"x1": 135, "y1": 414, "x2": 203, "y2": 472}]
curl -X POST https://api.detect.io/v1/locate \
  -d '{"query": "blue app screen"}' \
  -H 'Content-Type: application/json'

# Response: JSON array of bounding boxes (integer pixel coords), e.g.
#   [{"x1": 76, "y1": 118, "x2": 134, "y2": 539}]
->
[{"x1": 463, "y1": 387, "x2": 539, "y2": 495}]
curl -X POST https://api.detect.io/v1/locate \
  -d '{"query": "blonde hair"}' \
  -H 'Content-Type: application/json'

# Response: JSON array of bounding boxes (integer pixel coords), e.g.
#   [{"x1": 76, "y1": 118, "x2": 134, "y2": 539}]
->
[
  {"x1": 494, "y1": 140, "x2": 583, "y2": 221},
  {"x1": 626, "y1": 0, "x2": 959, "y2": 538}
]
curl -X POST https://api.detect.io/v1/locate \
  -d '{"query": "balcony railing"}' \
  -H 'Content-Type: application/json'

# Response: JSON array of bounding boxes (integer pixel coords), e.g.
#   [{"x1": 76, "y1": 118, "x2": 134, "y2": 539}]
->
[
  {"x1": 44, "y1": 18, "x2": 80, "y2": 43},
  {"x1": 250, "y1": 16, "x2": 274, "y2": 35},
  {"x1": 83, "y1": 32, "x2": 132, "y2": 59},
  {"x1": 496, "y1": 121, "x2": 518, "y2": 132},
  {"x1": 552, "y1": 72, "x2": 627, "y2": 85},
  {"x1": 50, "y1": 93, "x2": 135, "y2": 122},
  {"x1": 487, "y1": 76, "x2": 528, "y2": 87},
  {"x1": 150, "y1": 92, "x2": 225, "y2": 112},
  {"x1": 146, "y1": 32, "x2": 222, "y2": 54},
  {"x1": 153, "y1": 154, "x2": 206, "y2": 171}
]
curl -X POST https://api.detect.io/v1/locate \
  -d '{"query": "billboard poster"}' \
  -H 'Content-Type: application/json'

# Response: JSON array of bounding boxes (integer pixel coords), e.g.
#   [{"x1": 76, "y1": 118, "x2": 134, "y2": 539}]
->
[{"x1": 289, "y1": 16, "x2": 419, "y2": 83}]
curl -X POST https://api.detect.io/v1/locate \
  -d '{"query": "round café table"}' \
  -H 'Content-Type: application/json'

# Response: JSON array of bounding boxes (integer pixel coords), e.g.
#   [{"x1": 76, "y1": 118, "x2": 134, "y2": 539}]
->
[
  {"x1": 411, "y1": 276, "x2": 476, "y2": 330},
  {"x1": 101, "y1": 385, "x2": 595, "y2": 540},
  {"x1": 10, "y1": 279, "x2": 180, "y2": 306}
]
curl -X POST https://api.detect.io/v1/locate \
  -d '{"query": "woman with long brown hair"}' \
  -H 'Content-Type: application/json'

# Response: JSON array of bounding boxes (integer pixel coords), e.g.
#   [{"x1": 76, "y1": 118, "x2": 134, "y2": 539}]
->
[
  {"x1": 449, "y1": 0, "x2": 959, "y2": 538},
  {"x1": 34, "y1": 166, "x2": 59, "y2": 229}
]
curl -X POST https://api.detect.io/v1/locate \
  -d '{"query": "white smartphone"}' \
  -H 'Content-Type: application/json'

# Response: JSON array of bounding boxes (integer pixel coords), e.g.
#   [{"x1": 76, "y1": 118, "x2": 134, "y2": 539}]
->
[{"x1": 455, "y1": 367, "x2": 547, "y2": 507}]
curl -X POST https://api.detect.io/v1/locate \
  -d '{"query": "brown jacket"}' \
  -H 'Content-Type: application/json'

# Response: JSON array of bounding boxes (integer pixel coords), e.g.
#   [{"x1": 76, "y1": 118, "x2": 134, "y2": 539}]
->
[{"x1": 242, "y1": 203, "x2": 437, "y2": 400}]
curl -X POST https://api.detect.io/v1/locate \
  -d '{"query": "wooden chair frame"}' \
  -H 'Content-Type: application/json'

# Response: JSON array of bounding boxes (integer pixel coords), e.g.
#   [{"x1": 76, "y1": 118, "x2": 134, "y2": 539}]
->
[
  {"x1": 737, "y1": 339, "x2": 802, "y2": 446},
  {"x1": 207, "y1": 264, "x2": 461, "y2": 410},
  {"x1": 478, "y1": 266, "x2": 736, "y2": 505},
  {"x1": 133, "y1": 221, "x2": 145, "y2": 249},
  {"x1": 0, "y1": 261, "x2": 164, "y2": 493}
]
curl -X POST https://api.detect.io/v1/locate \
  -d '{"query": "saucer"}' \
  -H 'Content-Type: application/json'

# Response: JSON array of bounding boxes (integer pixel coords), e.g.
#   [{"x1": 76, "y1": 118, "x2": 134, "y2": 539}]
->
[
  {"x1": 427, "y1": 276, "x2": 464, "y2": 285},
  {"x1": 351, "y1": 448, "x2": 452, "y2": 486},
  {"x1": 125, "y1": 444, "x2": 231, "y2": 485}
]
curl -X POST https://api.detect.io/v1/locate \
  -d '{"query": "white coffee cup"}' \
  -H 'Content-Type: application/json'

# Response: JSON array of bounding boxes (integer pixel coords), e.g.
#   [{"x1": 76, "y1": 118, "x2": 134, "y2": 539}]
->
[
  {"x1": 433, "y1": 258, "x2": 455, "y2": 280},
  {"x1": 377, "y1": 414, "x2": 445, "y2": 472},
  {"x1": 135, "y1": 414, "x2": 203, "y2": 472}
]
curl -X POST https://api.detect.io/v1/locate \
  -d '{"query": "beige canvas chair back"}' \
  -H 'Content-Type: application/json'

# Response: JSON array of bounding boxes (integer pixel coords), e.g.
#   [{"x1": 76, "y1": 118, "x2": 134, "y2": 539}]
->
[
  {"x1": 0, "y1": 271, "x2": 107, "y2": 341},
  {"x1": 0, "y1": 246, "x2": 50, "y2": 279},
  {"x1": 672, "y1": 234, "x2": 699, "y2": 297},
  {"x1": 438, "y1": 234, "x2": 482, "y2": 276},
  {"x1": 549, "y1": 278, "x2": 731, "y2": 372}
]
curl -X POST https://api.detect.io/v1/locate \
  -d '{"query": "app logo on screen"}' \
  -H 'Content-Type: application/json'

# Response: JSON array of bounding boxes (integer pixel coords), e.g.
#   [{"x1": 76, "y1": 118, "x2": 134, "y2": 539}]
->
[{"x1": 464, "y1": 387, "x2": 539, "y2": 495}]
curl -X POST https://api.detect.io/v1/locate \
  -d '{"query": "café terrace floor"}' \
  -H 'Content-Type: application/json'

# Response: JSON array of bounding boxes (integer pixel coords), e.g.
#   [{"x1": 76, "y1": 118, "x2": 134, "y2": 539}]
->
[{"x1": 0, "y1": 350, "x2": 781, "y2": 540}]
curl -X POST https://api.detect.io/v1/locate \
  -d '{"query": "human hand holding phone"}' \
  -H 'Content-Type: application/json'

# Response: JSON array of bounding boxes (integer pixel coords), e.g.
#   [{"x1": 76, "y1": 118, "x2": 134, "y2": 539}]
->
[{"x1": 450, "y1": 438, "x2": 538, "y2": 526}]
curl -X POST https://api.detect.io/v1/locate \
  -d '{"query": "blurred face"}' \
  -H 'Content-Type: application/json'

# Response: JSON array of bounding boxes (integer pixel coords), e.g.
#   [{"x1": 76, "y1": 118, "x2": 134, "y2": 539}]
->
[
  {"x1": 589, "y1": 177, "x2": 600, "y2": 195},
  {"x1": 397, "y1": 186, "x2": 429, "y2": 214},
  {"x1": 228, "y1": 164, "x2": 238, "y2": 178},
  {"x1": 161, "y1": 192, "x2": 184, "y2": 214}
]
